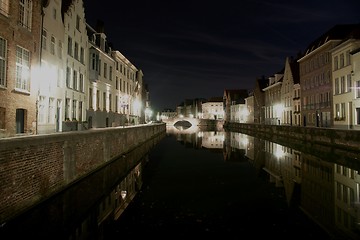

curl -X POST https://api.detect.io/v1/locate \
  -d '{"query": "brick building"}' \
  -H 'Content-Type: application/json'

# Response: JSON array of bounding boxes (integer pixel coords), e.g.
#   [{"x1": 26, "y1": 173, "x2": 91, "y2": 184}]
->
[{"x1": 0, "y1": 0, "x2": 43, "y2": 138}]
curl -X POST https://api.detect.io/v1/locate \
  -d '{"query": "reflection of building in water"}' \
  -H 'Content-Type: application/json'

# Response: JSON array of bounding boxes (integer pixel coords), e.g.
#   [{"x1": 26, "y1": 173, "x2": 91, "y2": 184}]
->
[
  {"x1": 301, "y1": 153, "x2": 335, "y2": 237},
  {"x1": 263, "y1": 142, "x2": 285, "y2": 187},
  {"x1": 68, "y1": 161, "x2": 144, "y2": 240},
  {"x1": 201, "y1": 131, "x2": 224, "y2": 149},
  {"x1": 334, "y1": 163, "x2": 360, "y2": 238},
  {"x1": 223, "y1": 132, "x2": 251, "y2": 162},
  {"x1": 262, "y1": 141, "x2": 302, "y2": 206}
]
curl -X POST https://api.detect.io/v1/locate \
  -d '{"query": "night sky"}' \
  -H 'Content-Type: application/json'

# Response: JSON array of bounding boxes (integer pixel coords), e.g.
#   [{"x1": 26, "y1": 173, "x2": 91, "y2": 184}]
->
[{"x1": 84, "y1": 0, "x2": 360, "y2": 112}]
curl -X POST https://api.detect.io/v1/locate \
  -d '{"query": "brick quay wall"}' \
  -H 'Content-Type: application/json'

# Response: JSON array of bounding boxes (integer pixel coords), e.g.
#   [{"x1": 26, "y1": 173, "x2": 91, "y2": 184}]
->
[
  {"x1": 0, "y1": 123, "x2": 166, "y2": 223},
  {"x1": 224, "y1": 122, "x2": 360, "y2": 167},
  {"x1": 224, "y1": 122, "x2": 360, "y2": 151}
]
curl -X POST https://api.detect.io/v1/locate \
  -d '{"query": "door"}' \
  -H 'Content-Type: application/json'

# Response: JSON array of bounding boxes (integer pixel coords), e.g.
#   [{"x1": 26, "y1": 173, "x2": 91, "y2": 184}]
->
[{"x1": 16, "y1": 108, "x2": 25, "y2": 134}]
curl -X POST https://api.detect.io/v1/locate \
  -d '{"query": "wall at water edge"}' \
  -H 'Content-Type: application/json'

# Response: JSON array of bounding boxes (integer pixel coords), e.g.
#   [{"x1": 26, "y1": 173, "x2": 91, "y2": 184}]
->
[
  {"x1": 224, "y1": 122, "x2": 360, "y2": 152},
  {"x1": 0, "y1": 123, "x2": 166, "y2": 223}
]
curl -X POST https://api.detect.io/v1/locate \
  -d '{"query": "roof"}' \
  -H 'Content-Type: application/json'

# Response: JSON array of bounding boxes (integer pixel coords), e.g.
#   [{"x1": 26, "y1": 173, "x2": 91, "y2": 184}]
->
[{"x1": 304, "y1": 24, "x2": 360, "y2": 56}]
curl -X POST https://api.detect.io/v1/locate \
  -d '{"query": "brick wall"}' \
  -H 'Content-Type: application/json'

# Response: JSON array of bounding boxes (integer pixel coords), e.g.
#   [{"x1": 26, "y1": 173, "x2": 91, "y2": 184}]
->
[{"x1": 0, "y1": 123, "x2": 165, "y2": 223}]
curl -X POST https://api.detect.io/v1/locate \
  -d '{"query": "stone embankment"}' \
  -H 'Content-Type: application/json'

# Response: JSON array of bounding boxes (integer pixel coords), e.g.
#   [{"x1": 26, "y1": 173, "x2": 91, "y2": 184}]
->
[
  {"x1": 224, "y1": 122, "x2": 360, "y2": 152},
  {"x1": 0, "y1": 123, "x2": 166, "y2": 223}
]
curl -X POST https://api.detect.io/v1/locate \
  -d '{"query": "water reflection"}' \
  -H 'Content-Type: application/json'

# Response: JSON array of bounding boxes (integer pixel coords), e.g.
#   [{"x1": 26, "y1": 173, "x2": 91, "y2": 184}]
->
[
  {"x1": 0, "y1": 133, "x2": 165, "y2": 239},
  {"x1": 2, "y1": 129, "x2": 360, "y2": 239},
  {"x1": 168, "y1": 129, "x2": 360, "y2": 239}
]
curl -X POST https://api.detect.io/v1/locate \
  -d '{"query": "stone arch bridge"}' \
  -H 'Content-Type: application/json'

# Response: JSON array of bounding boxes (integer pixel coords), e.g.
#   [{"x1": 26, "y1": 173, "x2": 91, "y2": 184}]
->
[{"x1": 162, "y1": 117, "x2": 200, "y2": 127}]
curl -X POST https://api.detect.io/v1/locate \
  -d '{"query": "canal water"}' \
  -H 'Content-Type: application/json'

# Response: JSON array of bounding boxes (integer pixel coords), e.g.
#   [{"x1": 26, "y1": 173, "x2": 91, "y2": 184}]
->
[
  {"x1": 1, "y1": 126, "x2": 360, "y2": 239},
  {"x1": 104, "y1": 126, "x2": 360, "y2": 239}
]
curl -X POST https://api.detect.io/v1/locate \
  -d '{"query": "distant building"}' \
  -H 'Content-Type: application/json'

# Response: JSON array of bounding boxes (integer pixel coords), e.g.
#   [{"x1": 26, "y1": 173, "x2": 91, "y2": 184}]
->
[
  {"x1": 201, "y1": 96, "x2": 224, "y2": 120},
  {"x1": 223, "y1": 89, "x2": 249, "y2": 123},
  {"x1": 280, "y1": 56, "x2": 301, "y2": 126},
  {"x1": 263, "y1": 70, "x2": 284, "y2": 125},
  {"x1": 252, "y1": 76, "x2": 267, "y2": 124}
]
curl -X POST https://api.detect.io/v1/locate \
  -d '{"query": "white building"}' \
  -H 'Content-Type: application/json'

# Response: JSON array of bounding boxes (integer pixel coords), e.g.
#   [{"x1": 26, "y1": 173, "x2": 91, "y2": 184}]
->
[
  {"x1": 38, "y1": 0, "x2": 88, "y2": 133},
  {"x1": 332, "y1": 38, "x2": 360, "y2": 129},
  {"x1": 280, "y1": 57, "x2": 300, "y2": 126},
  {"x1": 63, "y1": 0, "x2": 88, "y2": 131},
  {"x1": 38, "y1": 0, "x2": 66, "y2": 134},
  {"x1": 201, "y1": 97, "x2": 224, "y2": 120},
  {"x1": 351, "y1": 48, "x2": 360, "y2": 130}
]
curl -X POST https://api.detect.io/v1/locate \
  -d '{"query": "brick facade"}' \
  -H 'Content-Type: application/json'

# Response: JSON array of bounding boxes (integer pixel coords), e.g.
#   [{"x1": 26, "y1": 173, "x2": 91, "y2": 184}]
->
[{"x1": 0, "y1": 0, "x2": 42, "y2": 138}]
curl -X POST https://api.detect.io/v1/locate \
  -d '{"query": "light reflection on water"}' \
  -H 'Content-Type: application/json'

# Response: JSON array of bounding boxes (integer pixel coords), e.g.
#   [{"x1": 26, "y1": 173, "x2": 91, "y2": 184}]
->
[{"x1": 2, "y1": 128, "x2": 360, "y2": 239}]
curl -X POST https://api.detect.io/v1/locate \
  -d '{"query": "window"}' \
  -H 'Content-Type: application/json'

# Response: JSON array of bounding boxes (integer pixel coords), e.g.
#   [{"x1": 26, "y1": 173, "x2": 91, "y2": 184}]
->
[
  {"x1": 50, "y1": 36, "x2": 55, "y2": 55},
  {"x1": 340, "y1": 53, "x2": 344, "y2": 68},
  {"x1": 48, "y1": 98, "x2": 55, "y2": 123},
  {"x1": 96, "y1": 90, "x2": 100, "y2": 110},
  {"x1": 334, "y1": 56, "x2": 338, "y2": 70},
  {"x1": 72, "y1": 100, "x2": 76, "y2": 120},
  {"x1": 15, "y1": 46, "x2": 30, "y2": 91},
  {"x1": 346, "y1": 74, "x2": 351, "y2": 93},
  {"x1": 78, "y1": 101, "x2": 82, "y2": 122},
  {"x1": 357, "y1": 81, "x2": 360, "y2": 98},
  {"x1": 19, "y1": 0, "x2": 32, "y2": 30},
  {"x1": 42, "y1": 29, "x2": 47, "y2": 50},
  {"x1": 76, "y1": 15, "x2": 80, "y2": 31},
  {"x1": 109, "y1": 66, "x2": 112, "y2": 80},
  {"x1": 79, "y1": 73, "x2": 83, "y2": 92},
  {"x1": 340, "y1": 76, "x2": 345, "y2": 94},
  {"x1": 38, "y1": 96, "x2": 46, "y2": 123},
  {"x1": 73, "y1": 70, "x2": 77, "y2": 90},
  {"x1": 67, "y1": 36, "x2": 72, "y2": 56},
  {"x1": 103, "y1": 92, "x2": 106, "y2": 110},
  {"x1": 65, "y1": 98, "x2": 70, "y2": 120},
  {"x1": 58, "y1": 40, "x2": 62, "y2": 59},
  {"x1": 74, "y1": 42, "x2": 79, "y2": 60},
  {"x1": 89, "y1": 88, "x2": 93, "y2": 109},
  {"x1": 104, "y1": 63, "x2": 107, "y2": 78},
  {"x1": 341, "y1": 103, "x2": 345, "y2": 119},
  {"x1": 0, "y1": 0, "x2": 9, "y2": 16},
  {"x1": 109, "y1": 93, "x2": 112, "y2": 111},
  {"x1": 0, "y1": 37, "x2": 6, "y2": 87},
  {"x1": 80, "y1": 47, "x2": 84, "y2": 63},
  {"x1": 66, "y1": 67, "x2": 71, "y2": 87},
  {"x1": 346, "y1": 51, "x2": 351, "y2": 66},
  {"x1": 356, "y1": 108, "x2": 360, "y2": 124}
]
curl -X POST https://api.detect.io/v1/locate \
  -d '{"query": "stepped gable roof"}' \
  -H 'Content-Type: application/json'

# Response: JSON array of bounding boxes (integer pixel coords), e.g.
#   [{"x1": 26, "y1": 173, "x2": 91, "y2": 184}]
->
[
  {"x1": 304, "y1": 24, "x2": 360, "y2": 56},
  {"x1": 61, "y1": 0, "x2": 73, "y2": 22},
  {"x1": 289, "y1": 56, "x2": 300, "y2": 84}
]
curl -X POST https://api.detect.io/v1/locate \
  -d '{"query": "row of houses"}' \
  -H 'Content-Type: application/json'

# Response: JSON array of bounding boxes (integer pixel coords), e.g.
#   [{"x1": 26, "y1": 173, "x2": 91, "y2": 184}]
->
[
  {"x1": 0, "y1": 0, "x2": 150, "y2": 138},
  {"x1": 166, "y1": 24, "x2": 360, "y2": 130}
]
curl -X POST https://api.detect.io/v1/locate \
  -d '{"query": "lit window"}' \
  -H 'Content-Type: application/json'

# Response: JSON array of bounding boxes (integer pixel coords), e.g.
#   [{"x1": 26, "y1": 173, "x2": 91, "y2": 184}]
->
[{"x1": 15, "y1": 46, "x2": 30, "y2": 92}]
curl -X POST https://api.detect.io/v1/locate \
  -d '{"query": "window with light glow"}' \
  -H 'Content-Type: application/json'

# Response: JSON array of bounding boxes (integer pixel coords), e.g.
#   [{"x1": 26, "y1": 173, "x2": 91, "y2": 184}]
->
[{"x1": 15, "y1": 46, "x2": 30, "y2": 91}]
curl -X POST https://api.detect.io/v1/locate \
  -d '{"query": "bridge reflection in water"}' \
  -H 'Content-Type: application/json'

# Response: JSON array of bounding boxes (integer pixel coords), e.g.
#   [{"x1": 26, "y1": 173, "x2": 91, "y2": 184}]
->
[{"x1": 2, "y1": 128, "x2": 360, "y2": 239}]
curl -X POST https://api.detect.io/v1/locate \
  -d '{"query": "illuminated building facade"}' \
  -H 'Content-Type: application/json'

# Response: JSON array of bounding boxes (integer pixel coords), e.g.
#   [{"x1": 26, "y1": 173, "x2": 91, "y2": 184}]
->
[{"x1": 0, "y1": 0, "x2": 42, "y2": 137}]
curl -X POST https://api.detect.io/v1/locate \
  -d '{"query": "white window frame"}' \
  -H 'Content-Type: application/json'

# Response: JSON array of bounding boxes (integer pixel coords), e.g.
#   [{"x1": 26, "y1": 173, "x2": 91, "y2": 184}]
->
[
  {"x1": 0, "y1": 36, "x2": 6, "y2": 87},
  {"x1": 19, "y1": 0, "x2": 32, "y2": 30},
  {"x1": 15, "y1": 46, "x2": 30, "y2": 92}
]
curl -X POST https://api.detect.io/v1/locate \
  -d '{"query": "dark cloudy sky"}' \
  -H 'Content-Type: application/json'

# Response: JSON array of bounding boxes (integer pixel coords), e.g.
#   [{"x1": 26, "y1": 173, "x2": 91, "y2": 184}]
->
[{"x1": 84, "y1": 0, "x2": 360, "y2": 112}]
